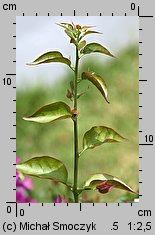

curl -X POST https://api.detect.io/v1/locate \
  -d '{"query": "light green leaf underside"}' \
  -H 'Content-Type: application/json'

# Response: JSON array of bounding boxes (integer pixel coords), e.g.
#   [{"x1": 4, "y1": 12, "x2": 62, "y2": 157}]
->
[
  {"x1": 27, "y1": 51, "x2": 71, "y2": 66},
  {"x1": 84, "y1": 173, "x2": 136, "y2": 193},
  {"x1": 82, "y1": 72, "x2": 109, "y2": 103},
  {"x1": 83, "y1": 126, "x2": 127, "y2": 151},
  {"x1": 78, "y1": 40, "x2": 86, "y2": 50},
  {"x1": 16, "y1": 156, "x2": 68, "y2": 184},
  {"x1": 23, "y1": 101, "x2": 72, "y2": 124},
  {"x1": 81, "y1": 43, "x2": 115, "y2": 57}
]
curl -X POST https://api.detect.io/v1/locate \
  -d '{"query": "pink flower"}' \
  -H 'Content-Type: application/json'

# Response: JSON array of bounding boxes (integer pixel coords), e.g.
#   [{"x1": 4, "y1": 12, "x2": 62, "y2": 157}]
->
[
  {"x1": 96, "y1": 180, "x2": 114, "y2": 194},
  {"x1": 54, "y1": 196, "x2": 68, "y2": 203},
  {"x1": 16, "y1": 157, "x2": 20, "y2": 164},
  {"x1": 16, "y1": 189, "x2": 28, "y2": 203},
  {"x1": 16, "y1": 177, "x2": 33, "y2": 190},
  {"x1": 29, "y1": 198, "x2": 37, "y2": 203},
  {"x1": 16, "y1": 171, "x2": 19, "y2": 182},
  {"x1": 22, "y1": 177, "x2": 33, "y2": 190},
  {"x1": 16, "y1": 157, "x2": 20, "y2": 182},
  {"x1": 16, "y1": 189, "x2": 37, "y2": 203}
]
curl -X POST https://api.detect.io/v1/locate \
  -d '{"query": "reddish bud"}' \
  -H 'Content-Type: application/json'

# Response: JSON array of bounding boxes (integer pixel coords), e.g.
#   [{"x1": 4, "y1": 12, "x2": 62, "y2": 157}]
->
[
  {"x1": 66, "y1": 89, "x2": 73, "y2": 99},
  {"x1": 96, "y1": 181, "x2": 114, "y2": 194}
]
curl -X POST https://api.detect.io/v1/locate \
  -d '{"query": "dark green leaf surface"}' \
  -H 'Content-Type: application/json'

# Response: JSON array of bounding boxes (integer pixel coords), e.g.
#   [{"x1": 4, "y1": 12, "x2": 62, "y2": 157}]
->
[
  {"x1": 16, "y1": 156, "x2": 68, "y2": 184},
  {"x1": 27, "y1": 51, "x2": 71, "y2": 67},
  {"x1": 23, "y1": 101, "x2": 72, "y2": 124},
  {"x1": 83, "y1": 173, "x2": 136, "y2": 193},
  {"x1": 81, "y1": 43, "x2": 114, "y2": 57},
  {"x1": 82, "y1": 72, "x2": 109, "y2": 103},
  {"x1": 83, "y1": 126, "x2": 127, "y2": 151}
]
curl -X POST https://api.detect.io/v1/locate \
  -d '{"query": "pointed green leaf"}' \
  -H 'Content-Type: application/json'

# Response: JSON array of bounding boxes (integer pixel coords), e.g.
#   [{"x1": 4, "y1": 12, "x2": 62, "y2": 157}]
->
[
  {"x1": 78, "y1": 40, "x2": 86, "y2": 50},
  {"x1": 83, "y1": 126, "x2": 127, "y2": 151},
  {"x1": 27, "y1": 51, "x2": 71, "y2": 67},
  {"x1": 56, "y1": 22, "x2": 73, "y2": 31},
  {"x1": 23, "y1": 101, "x2": 72, "y2": 124},
  {"x1": 81, "y1": 43, "x2": 115, "y2": 58},
  {"x1": 82, "y1": 72, "x2": 109, "y2": 103},
  {"x1": 83, "y1": 30, "x2": 102, "y2": 36},
  {"x1": 57, "y1": 23, "x2": 77, "y2": 43},
  {"x1": 29, "y1": 51, "x2": 63, "y2": 63},
  {"x1": 16, "y1": 156, "x2": 68, "y2": 184},
  {"x1": 81, "y1": 25, "x2": 95, "y2": 30},
  {"x1": 83, "y1": 173, "x2": 136, "y2": 194},
  {"x1": 65, "y1": 29, "x2": 76, "y2": 41}
]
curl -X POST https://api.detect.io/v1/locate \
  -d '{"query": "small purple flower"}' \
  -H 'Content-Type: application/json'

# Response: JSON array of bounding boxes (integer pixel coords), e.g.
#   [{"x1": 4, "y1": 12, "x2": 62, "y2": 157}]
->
[
  {"x1": 16, "y1": 157, "x2": 20, "y2": 164},
  {"x1": 16, "y1": 188, "x2": 37, "y2": 203},
  {"x1": 16, "y1": 188, "x2": 28, "y2": 203},
  {"x1": 96, "y1": 180, "x2": 114, "y2": 194},
  {"x1": 28, "y1": 198, "x2": 37, "y2": 203},
  {"x1": 54, "y1": 196, "x2": 68, "y2": 203},
  {"x1": 16, "y1": 177, "x2": 33, "y2": 190},
  {"x1": 17, "y1": 177, "x2": 33, "y2": 190},
  {"x1": 16, "y1": 157, "x2": 20, "y2": 182},
  {"x1": 16, "y1": 171, "x2": 19, "y2": 182}
]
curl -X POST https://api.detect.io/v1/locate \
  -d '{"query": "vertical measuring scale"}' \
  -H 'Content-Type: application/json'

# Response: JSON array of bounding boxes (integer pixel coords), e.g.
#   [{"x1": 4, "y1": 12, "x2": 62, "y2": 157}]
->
[{"x1": 0, "y1": 0, "x2": 154, "y2": 234}]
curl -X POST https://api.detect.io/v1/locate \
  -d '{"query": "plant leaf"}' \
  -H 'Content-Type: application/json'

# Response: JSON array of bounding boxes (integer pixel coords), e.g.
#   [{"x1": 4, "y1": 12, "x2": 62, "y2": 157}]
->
[
  {"x1": 65, "y1": 29, "x2": 76, "y2": 41},
  {"x1": 23, "y1": 101, "x2": 72, "y2": 124},
  {"x1": 81, "y1": 43, "x2": 115, "y2": 58},
  {"x1": 81, "y1": 26, "x2": 95, "y2": 31},
  {"x1": 78, "y1": 40, "x2": 86, "y2": 50},
  {"x1": 83, "y1": 173, "x2": 137, "y2": 194},
  {"x1": 57, "y1": 23, "x2": 77, "y2": 43},
  {"x1": 27, "y1": 51, "x2": 71, "y2": 67},
  {"x1": 83, "y1": 126, "x2": 127, "y2": 151},
  {"x1": 82, "y1": 72, "x2": 109, "y2": 103},
  {"x1": 56, "y1": 22, "x2": 73, "y2": 30},
  {"x1": 83, "y1": 30, "x2": 102, "y2": 36},
  {"x1": 16, "y1": 156, "x2": 68, "y2": 184}
]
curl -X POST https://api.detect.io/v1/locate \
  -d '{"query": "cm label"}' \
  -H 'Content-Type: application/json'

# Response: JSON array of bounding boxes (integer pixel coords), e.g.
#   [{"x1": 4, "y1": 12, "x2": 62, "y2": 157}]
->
[{"x1": 3, "y1": 3, "x2": 16, "y2": 11}]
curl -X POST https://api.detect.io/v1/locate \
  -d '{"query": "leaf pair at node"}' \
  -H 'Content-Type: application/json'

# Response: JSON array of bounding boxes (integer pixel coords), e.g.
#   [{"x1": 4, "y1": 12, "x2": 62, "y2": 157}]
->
[
  {"x1": 16, "y1": 157, "x2": 137, "y2": 195},
  {"x1": 23, "y1": 102, "x2": 127, "y2": 154}
]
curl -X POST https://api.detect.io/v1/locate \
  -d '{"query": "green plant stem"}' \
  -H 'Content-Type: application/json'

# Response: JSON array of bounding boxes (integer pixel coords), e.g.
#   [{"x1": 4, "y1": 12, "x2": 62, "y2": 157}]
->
[{"x1": 73, "y1": 46, "x2": 79, "y2": 203}]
